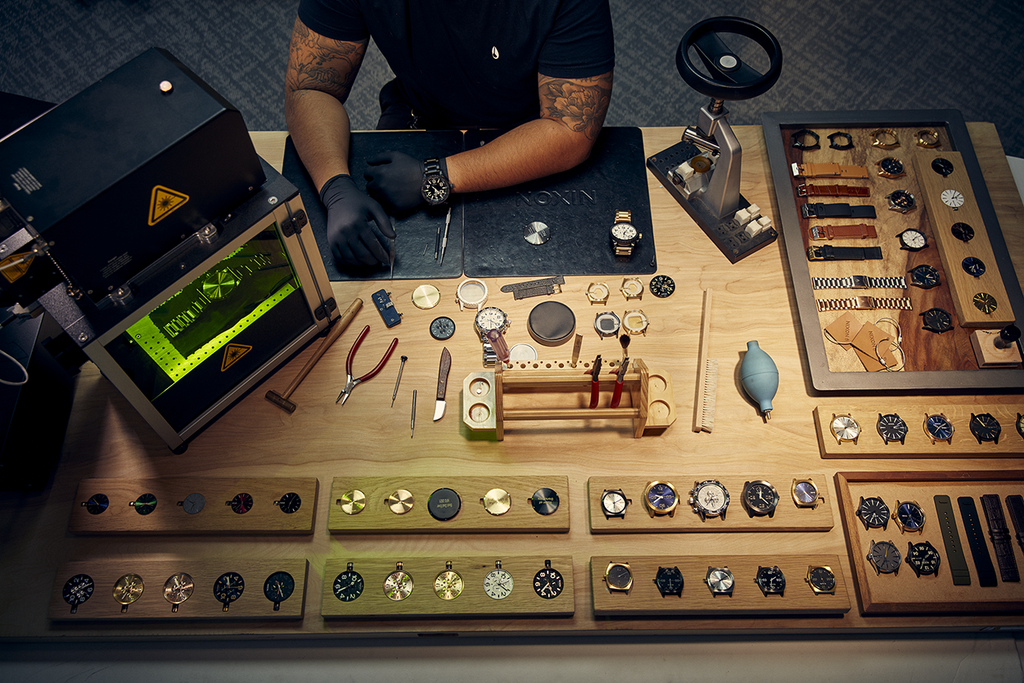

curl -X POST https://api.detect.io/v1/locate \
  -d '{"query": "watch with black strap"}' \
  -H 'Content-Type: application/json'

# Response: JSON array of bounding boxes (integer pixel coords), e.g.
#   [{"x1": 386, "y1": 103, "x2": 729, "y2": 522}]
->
[
  {"x1": 806, "y1": 245, "x2": 883, "y2": 261},
  {"x1": 801, "y1": 203, "x2": 877, "y2": 219},
  {"x1": 1006, "y1": 495, "x2": 1024, "y2": 555},
  {"x1": 934, "y1": 494, "x2": 972, "y2": 585},
  {"x1": 980, "y1": 494, "x2": 1020, "y2": 582},
  {"x1": 957, "y1": 496, "x2": 998, "y2": 587}
]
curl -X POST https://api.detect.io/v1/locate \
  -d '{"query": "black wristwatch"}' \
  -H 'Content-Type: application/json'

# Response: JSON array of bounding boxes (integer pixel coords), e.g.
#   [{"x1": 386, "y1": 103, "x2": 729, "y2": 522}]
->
[{"x1": 421, "y1": 157, "x2": 451, "y2": 205}]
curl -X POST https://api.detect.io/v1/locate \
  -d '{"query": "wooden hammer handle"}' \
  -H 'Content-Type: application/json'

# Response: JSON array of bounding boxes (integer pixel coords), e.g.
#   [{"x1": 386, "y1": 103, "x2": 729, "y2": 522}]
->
[{"x1": 280, "y1": 298, "x2": 362, "y2": 399}]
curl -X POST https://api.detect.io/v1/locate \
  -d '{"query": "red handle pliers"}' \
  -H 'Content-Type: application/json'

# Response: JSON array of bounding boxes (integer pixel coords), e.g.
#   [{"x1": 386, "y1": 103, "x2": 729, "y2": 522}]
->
[{"x1": 336, "y1": 325, "x2": 399, "y2": 405}]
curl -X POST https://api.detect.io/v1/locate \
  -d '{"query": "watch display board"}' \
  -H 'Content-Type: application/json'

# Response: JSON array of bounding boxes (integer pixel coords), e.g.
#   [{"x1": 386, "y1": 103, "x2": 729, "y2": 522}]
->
[
  {"x1": 814, "y1": 405, "x2": 1024, "y2": 458},
  {"x1": 49, "y1": 559, "x2": 308, "y2": 621},
  {"x1": 761, "y1": 110, "x2": 1024, "y2": 392},
  {"x1": 462, "y1": 127, "x2": 657, "y2": 279},
  {"x1": 281, "y1": 132, "x2": 465, "y2": 281},
  {"x1": 321, "y1": 555, "x2": 574, "y2": 618},
  {"x1": 587, "y1": 476, "x2": 834, "y2": 533},
  {"x1": 327, "y1": 476, "x2": 569, "y2": 534},
  {"x1": 68, "y1": 478, "x2": 319, "y2": 535},
  {"x1": 590, "y1": 555, "x2": 851, "y2": 616},
  {"x1": 835, "y1": 471, "x2": 1024, "y2": 614}
]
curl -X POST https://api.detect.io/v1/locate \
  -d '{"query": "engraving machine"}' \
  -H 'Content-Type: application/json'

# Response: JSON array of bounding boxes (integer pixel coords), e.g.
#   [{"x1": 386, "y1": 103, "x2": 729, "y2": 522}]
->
[{"x1": 0, "y1": 49, "x2": 337, "y2": 452}]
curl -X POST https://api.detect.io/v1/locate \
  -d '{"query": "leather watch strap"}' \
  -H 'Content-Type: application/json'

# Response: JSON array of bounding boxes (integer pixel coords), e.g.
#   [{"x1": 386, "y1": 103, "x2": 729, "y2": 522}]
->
[
  {"x1": 801, "y1": 203, "x2": 878, "y2": 219},
  {"x1": 808, "y1": 223, "x2": 878, "y2": 240},
  {"x1": 792, "y1": 162, "x2": 870, "y2": 179},
  {"x1": 981, "y1": 495, "x2": 1020, "y2": 582},
  {"x1": 812, "y1": 275, "x2": 908, "y2": 290},
  {"x1": 957, "y1": 496, "x2": 998, "y2": 587},
  {"x1": 934, "y1": 494, "x2": 971, "y2": 585},
  {"x1": 1006, "y1": 495, "x2": 1024, "y2": 554},
  {"x1": 806, "y1": 245, "x2": 884, "y2": 261},
  {"x1": 815, "y1": 296, "x2": 914, "y2": 312},
  {"x1": 798, "y1": 184, "x2": 870, "y2": 198}
]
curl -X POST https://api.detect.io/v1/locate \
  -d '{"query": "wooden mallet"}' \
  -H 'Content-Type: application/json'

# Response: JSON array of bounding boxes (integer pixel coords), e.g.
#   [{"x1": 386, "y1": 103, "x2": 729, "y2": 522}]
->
[{"x1": 265, "y1": 297, "x2": 362, "y2": 413}]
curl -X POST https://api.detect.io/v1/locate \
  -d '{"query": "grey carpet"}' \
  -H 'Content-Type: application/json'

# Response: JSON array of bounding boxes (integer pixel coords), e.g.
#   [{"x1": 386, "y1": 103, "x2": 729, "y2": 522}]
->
[{"x1": 2, "y1": 0, "x2": 1022, "y2": 155}]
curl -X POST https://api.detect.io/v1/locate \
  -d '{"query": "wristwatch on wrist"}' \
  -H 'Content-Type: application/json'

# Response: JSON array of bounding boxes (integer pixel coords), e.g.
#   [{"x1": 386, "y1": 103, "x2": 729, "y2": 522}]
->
[
  {"x1": 610, "y1": 210, "x2": 640, "y2": 257},
  {"x1": 421, "y1": 157, "x2": 451, "y2": 205}
]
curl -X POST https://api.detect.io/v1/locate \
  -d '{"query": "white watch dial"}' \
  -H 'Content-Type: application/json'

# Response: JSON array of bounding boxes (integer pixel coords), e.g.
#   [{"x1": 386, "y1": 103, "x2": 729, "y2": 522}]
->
[
  {"x1": 611, "y1": 222, "x2": 637, "y2": 241},
  {"x1": 941, "y1": 189, "x2": 965, "y2": 209}
]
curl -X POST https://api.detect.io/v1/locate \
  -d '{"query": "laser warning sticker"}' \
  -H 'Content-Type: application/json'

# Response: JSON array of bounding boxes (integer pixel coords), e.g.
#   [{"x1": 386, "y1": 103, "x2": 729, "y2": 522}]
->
[
  {"x1": 149, "y1": 185, "x2": 189, "y2": 226},
  {"x1": 0, "y1": 252, "x2": 33, "y2": 283},
  {"x1": 221, "y1": 343, "x2": 252, "y2": 371}
]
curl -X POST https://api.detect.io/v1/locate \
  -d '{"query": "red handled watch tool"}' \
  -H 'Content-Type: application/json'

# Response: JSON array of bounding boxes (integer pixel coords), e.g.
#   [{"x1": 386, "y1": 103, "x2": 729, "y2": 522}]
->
[
  {"x1": 610, "y1": 357, "x2": 630, "y2": 409},
  {"x1": 589, "y1": 355, "x2": 603, "y2": 409},
  {"x1": 336, "y1": 325, "x2": 399, "y2": 405}
]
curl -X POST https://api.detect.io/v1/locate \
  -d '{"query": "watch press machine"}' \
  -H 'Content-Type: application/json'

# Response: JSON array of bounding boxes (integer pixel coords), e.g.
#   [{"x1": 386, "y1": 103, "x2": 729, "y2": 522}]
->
[
  {"x1": 0, "y1": 48, "x2": 338, "y2": 452},
  {"x1": 647, "y1": 17, "x2": 783, "y2": 262}
]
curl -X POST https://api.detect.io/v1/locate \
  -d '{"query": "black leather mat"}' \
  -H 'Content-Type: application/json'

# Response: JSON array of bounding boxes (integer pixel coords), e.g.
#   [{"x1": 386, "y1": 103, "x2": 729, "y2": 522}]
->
[
  {"x1": 282, "y1": 131, "x2": 465, "y2": 281},
  {"x1": 462, "y1": 127, "x2": 655, "y2": 278}
]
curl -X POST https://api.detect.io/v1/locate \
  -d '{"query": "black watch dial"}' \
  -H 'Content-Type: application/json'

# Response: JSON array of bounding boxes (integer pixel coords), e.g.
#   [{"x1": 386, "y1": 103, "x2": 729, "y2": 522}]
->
[
  {"x1": 530, "y1": 488, "x2": 560, "y2": 516},
  {"x1": 921, "y1": 307, "x2": 953, "y2": 334},
  {"x1": 422, "y1": 175, "x2": 450, "y2": 205},
  {"x1": 970, "y1": 412, "x2": 1001, "y2": 444},
  {"x1": 951, "y1": 222, "x2": 975, "y2": 242},
  {"x1": 429, "y1": 316, "x2": 456, "y2": 341},
  {"x1": 867, "y1": 540, "x2": 902, "y2": 575},
  {"x1": 876, "y1": 413, "x2": 909, "y2": 445},
  {"x1": 180, "y1": 492, "x2": 206, "y2": 515},
  {"x1": 888, "y1": 191, "x2": 917, "y2": 214},
  {"x1": 906, "y1": 541, "x2": 941, "y2": 577},
  {"x1": 62, "y1": 574, "x2": 95, "y2": 613},
  {"x1": 931, "y1": 158, "x2": 955, "y2": 176},
  {"x1": 908, "y1": 264, "x2": 940, "y2": 289},
  {"x1": 333, "y1": 565, "x2": 365, "y2": 602},
  {"x1": 857, "y1": 496, "x2": 890, "y2": 530},
  {"x1": 1017, "y1": 413, "x2": 1024, "y2": 440},
  {"x1": 743, "y1": 481, "x2": 779, "y2": 517},
  {"x1": 533, "y1": 562, "x2": 564, "y2": 599},
  {"x1": 213, "y1": 572, "x2": 245, "y2": 611},
  {"x1": 229, "y1": 492, "x2": 254, "y2": 514},
  {"x1": 807, "y1": 566, "x2": 836, "y2": 593},
  {"x1": 755, "y1": 565, "x2": 786, "y2": 596},
  {"x1": 84, "y1": 493, "x2": 109, "y2": 515},
  {"x1": 877, "y1": 157, "x2": 905, "y2": 178},
  {"x1": 649, "y1": 275, "x2": 676, "y2": 298},
  {"x1": 895, "y1": 500, "x2": 926, "y2": 532},
  {"x1": 654, "y1": 566, "x2": 684, "y2": 596},
  {"x1": 275, "y1": 492, "x2": 302, "y2": 514},
  {"x1": 131, "y1": 492, "x2": 157, "y2": 515},
  {"x1": 973, "y1": 292, "x2": 998, "y2": 314},
  {"x1": 962, "y1": 256, "x2": 986, "y2": 278},
  {"x1": 263, "y1": 571, "x2": 295, "y2": 611}
]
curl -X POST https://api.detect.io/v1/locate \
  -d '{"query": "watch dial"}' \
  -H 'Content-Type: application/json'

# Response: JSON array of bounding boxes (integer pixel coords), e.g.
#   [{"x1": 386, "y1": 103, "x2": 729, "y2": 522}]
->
[
  {"x1": 931, "y1": 158, "x2": 955, "y2": 176},
  {"x1": 1017, "y1": 413, "x2": 1024, "y2": 439},
  {"x1": 213, "y1": 572, "x2": 245, "y2": 610},
  {"x1": 422, "y1": 175, "x2": 450, "y2": 203},
  {"x1": 878, "y1": 157, "x2": 904, "y2": 177},
  {"x1": 807, "y1": 566, "x2": 836, "y2": 593},
  {"x1": 793, "y1": 480, "x2": 819, "y2": 505},
  {"x1": 907, "y1": 542, "x2": 941, "y2": 576},
  {"x1": 877, "y1": 413, "x2": 909, "y2": 444},
  {"x1": 756, "y1": 566, "x2": 786, "y2": 595},
  {"x1": 533, "y1": 564, "x2": 564, "y2": 599},
  {"x1": 383, "y1": 569, "x2": 414, "y2": 601},
  {"x1": 921, "y1": 308, "x2": 953, "y2": 334},
  {"x1": 867, "y1": 540, "x2": 902, "y2": 575},
  {"x1": 163, "y1": 572, "x2": 194, "y2": 610},
  {"x1": 895, "y1": 501, "x2": 926, "y2": 532},
  {"x1": 909, "y1": 264, "x2": 940, "y2": 289},
  {"x1": 230, "y1": 492, "x2": 253, "y2": 514},
  {"x1": 601, "y1": 490, "x2": 628, "y2": 517},
  {"x1": 951, "y1": 222, "x2": 975, "y2": 242},
  {"x1": 925, "y1": 414, "x2": 955, "y2": 442},
  {"x1": 889, "y1": 191, "x2": 917, "y2": 213},
  {"x1": 113, "y1": 573, "x2": 145, "y2": 608},
  {"x1": 970, "y1": 412, "x2": 1001, "y2": 444},
  {"x1": 606, "y1": 564, "x2": 632, "y2": 590},
  {"x1": 743, "y1": 481, "x2": 779, "y2": 515},
  {"x1": 85, "y1": 493, "x2": 109, "y2": 515},
  {"x1": 275, "y1": 492, "x2": 301, "y2": 514},
  {"x1": 655, "y1": 566, "x2": 684, "y2": 596},
  {"x1": 857, "y1": 496, "x2": 890, "y2": 529},
  {"x1": 645, "y1": 482, "x2": 678, "y2": 513},
  {"x1": 962, "y1": 256, "x2": 986, "y2": 278},
  {"x1": 474, "y1": 307, "x2": 508, "y2": 335},
  {"x1": 530, "y1": 488, "x2": 560, "y2": 516},
  {"x1": 333, "y1": 568, "x2": 364, "y2": 602},
  {"x1": 831, "y1": 415, "x2": 860, "y2": 442},
  {"x1": 649, "y1": 275, "x2": 676, "y2": 298},
  {"x1": 973, "y1": 292, "x2": 998, "y2": 314},
  {"x1": 611, "y1": 222, "x2": 638, "y2": 241},
  {"x1": 434, "y1": 569, "x2": 465, "y2": 600},
  {"x1": 693, "y1": 481, "x2": 729, "y2": 515},
  {"x1": 941, "y1": 189, "x2": 965, "y2": 209},
  {"x1": 181, "y1": 492, "x2": 205, "y2": 515},
  {"x1": 898, "y1": 228, "x2": 926, "y2": 249},
  {"x1": 706, "y1": 568, "x2": 734, "y2": 593},
  {"x1": 482, "y1": 488, "x2": 512, "y2": 516},
  {"x1": 263, "y1": 571, "x2": 295, "y2": 610},
  {"x1": 62, "y1": 574, "x2": 95, "y2": 612},
  {"x1": 429, "y1": 316, "x2": 456, "y2": 341},
  {"x1": 483, "y1": 568, "x2": 514, "y2": 600},
  {"x1": 132, "y1": 492, "x2": 157, "y2": 515}
]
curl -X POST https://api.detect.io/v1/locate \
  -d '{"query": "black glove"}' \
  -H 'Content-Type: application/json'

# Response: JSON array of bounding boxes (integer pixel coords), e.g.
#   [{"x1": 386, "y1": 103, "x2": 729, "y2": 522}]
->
[
  {"x1": 319, "y1": 174, "x2": 395, "y2": 267},
  {"x1": 364, "y1": 151, "x2": 424, "y2": 213}
]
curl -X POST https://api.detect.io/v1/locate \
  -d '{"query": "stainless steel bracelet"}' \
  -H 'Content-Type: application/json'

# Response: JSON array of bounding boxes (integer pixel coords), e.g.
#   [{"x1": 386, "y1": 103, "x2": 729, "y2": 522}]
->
[
  {"x1": 811, "y1": 275, "x2": 908, "y2": 290},
  {"x1": 815, "y1": 296, "x2": 914, "y2": 312}
]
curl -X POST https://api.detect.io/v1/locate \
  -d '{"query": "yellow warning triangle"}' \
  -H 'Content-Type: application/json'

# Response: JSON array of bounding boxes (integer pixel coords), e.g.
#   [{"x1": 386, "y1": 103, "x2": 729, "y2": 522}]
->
[
  {"x1": 221, "y1": 343, "x2": 252, "y2": 372},
  {"x1": 0, "y1": 252, "x2": 34, "y2": 284},
  {"x1": 148, "y1": 185, "x2": 189, "y2": 225}
]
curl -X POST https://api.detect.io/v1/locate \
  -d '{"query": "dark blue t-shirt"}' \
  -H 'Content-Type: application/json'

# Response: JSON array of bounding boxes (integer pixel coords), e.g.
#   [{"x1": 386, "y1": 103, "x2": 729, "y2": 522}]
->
[{"x1": 297, "y1": 0, "x2": 614, "y2": 128}]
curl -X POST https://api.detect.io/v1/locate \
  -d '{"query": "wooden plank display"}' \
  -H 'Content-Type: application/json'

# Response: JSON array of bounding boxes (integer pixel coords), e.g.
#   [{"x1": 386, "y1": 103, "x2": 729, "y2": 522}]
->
[
  {"x1": 69, "y1": 478, "x2": 319, "y2": 535},
  {"x1": 321, "y1": 555, "x2": 574, "y2": 618},
  {"x1": 814, "y1": 405, "x2": 1024, "y2": 458},
  {"x1": 761, "y1": 109, "x2": 1024, "y2": 392},
  {"x1": 327, "y1": 476, "x2": 569, "y2": 534},
  {"x1": 834, "y1": 471, "x2": 1024, "y2": 614},
  {"x1": 590, "y1": 555, "x2": 851, "y2": 616},
  {"x1": 587, "y1": 476, "x2": 834, "y2": 533},
  {"x1": 50, "y1": 559, "x2": 308, "y2": 621}
]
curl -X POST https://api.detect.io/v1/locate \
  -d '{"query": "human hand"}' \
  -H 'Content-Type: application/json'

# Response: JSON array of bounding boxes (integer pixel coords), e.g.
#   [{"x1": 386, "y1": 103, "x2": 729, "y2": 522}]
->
[
  {"x1": 364, "y1": 151, "x2": 424, "y2": 212},
  {"x1": 319, "y1": 174, "x2": 396, "y2": 267}
]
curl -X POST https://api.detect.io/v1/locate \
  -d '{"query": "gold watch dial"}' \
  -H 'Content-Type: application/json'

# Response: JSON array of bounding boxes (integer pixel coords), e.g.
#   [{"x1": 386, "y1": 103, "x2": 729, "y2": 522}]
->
[
  {"x1": 481, "y1": 488, "x2": 512, "y2": 516},
  {"x1": 113, "y1": 573, "x2": 144, "y2": 608}
]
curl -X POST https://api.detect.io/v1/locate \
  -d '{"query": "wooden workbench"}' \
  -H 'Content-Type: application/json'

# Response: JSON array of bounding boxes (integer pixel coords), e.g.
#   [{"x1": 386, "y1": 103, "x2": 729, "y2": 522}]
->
[{"x1": 2, "y1": 124, "x2": 1022, "y2": 639}]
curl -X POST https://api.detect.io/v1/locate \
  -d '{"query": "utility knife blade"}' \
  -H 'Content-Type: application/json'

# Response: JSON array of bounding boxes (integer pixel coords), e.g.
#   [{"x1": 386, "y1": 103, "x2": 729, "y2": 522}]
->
[{"x1": 434, "y1": 347, "x2": 452, "y2": 421}]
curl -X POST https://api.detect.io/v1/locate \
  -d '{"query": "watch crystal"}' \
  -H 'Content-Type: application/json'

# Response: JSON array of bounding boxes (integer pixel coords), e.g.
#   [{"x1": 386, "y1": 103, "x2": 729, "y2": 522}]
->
[
  {"x1": 962, "y1": 256, "x2": 986, "y2": 277},
  {"x1": 898, "y1": 228, "x2": 926, "y2": 249},
  {"x1": 743, "y1": 480, "x2": 779, "y2": 516},
  {"x1": 384, "y1": 565, "x2": 414, "y2": 601},
  {"x1": 611, "y1": 223, "x2": 638, "y2": 241},
  {"x1": 645, "y1": 481, "x2": 678, "y2": 515},
  {"x1": 973, "y1": 292, "x2": 998, "y2": 314},
  {"x1": 909, "y1": 264, "x2": 940, "y2": 289},
  {"x1": 606, "y1": 563, "x2": 633, "y2": 591},
  {"x1": 925, "y1": 413, "x2": 954, "y2": 443},
  {"x1": 213, "y1": 572, "x2": 245, "y2": 610},
  {"x1": 705, "y1": 568, "x2": 734, "y2": 594},
  {"x1": 601, "y1": 489, "x2": 628, "y2": 517}
]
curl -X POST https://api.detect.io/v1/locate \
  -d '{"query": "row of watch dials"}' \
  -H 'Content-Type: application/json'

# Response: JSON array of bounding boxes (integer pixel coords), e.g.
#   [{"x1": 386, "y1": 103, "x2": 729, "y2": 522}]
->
[
  {"x1": 602, "y1": 562, "x2": 839, "y2": 598},
  {"x1": 336, "y1": 486, "x2": 561, "y2": 520},
  {"x1": 80, "y1": 491, "x2": 303, "y2": 515},
  {"x1": 599, "y1": 478, "x2": 824, "y2": 521},
  {"x1": 331, "y1": 559, "x2": 566, "y2": 603},
  {"x1": 828, "y1": 411, "x2": 1018, "y2": 446},
  {"x1": 61, "y1": 570, "x2": 296, "y2": 614}
]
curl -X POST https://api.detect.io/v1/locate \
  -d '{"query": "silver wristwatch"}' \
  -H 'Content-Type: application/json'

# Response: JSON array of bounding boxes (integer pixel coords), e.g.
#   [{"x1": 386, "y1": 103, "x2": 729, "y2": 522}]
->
[{"x1": 811, "y1": 275, "x2": 907, "y2": 290}]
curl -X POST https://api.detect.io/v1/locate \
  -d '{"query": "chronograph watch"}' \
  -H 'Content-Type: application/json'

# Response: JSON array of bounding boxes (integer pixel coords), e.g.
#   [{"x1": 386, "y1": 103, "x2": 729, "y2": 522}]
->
[
  {"x1": 610, "y1": 210, "x2": 640, "y2": 257},
  {"x1": 741, "y1": 480, "x2": 779, "y2": 518},
  {"x1": 642, "y1": 481, "x2": 679, "y2": 518},
  {"x1": 689, "y1": 479, "x2": 730, "y2": 522}
]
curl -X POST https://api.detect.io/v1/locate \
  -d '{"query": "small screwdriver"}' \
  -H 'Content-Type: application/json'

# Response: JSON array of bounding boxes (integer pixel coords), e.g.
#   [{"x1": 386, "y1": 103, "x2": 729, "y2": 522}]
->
[
  {"x1": 411, "y1": 390, "x2": 417, "y2": 438},
  {"x1": 391, "y1": 355, "x2": 408, "y2": 407}
]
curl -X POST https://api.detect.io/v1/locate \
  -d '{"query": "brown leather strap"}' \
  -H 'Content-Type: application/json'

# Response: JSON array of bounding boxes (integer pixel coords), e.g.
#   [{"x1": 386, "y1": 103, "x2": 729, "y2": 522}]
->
[
  {"x1": 797, "y1": 184, "x2": 870, "y2": 198},
  {"x1": 794, "y1": 162, "x2": 870, "y2": 179},
  {"x1": 808, "y1": 224, "x2": 878, "y2": 240}
]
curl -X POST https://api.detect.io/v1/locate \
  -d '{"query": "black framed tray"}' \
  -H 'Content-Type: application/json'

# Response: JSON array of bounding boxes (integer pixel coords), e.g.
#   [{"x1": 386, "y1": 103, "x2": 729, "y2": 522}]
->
[{"x1": 762, "y1": 109, "x2": 1024, "y2": 393}]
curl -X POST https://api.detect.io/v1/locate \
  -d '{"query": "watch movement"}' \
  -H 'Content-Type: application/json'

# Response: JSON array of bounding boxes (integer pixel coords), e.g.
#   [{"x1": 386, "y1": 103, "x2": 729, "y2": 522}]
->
[
  {"x1": 704, "y1": 566, "x2": 734, "y2": 596},
  {"x1": 755, "y1": 565, "x2": 786, "y2": 597},
  {"x1": 856, "y1": 495, "x2": 890, "y2": 531},
  {"x1": 654, "y1": 566, "x2": 684, "y2": 597},
  {"x1": 893, "y1": 499, "x2": 926, "y2": 533},
  {"x1": 643, "y1": 480, "x2": 679, "y2": 518},
  {"x1": 906, "y1": 541, "x2": 942, "y2": 577},
  {"x1": 876, "y1": 412, "x2": 909, "y2": 445},
  {"x1": 969, "y1": 412, "x2": 1001, "y2": 444},
  {"x1": 62, "y1": 574, "x2": 95, "y2": 614},
  {"x1": 332, "y1": 562, "x2": 364, "y2": 602},
  {"x1": 924, "y1": 412, "x2": 955, "y2": 444},
  {"x1": 434, "y1": 560, "x2": 464, "y2": 600},
  {"x1": 483, "y1": 560, "x2": 514, "y2": 600},
  {"x1": 805, "y1": 565, "x2": 836, "y2": 595},
  {"x1": 867, "y1": 539, "x2": 902, "y2": 576},
  {"x1": 533, "y1": 559, "x2": 564, "y2": 599},
  {"x1": 600, "y1": 488, "x2": 630, "y2": 519},
  {"x1": 112, "y1": 573, "x2": 144, "y2": 613},
  {"x1": 742, "y1": 479, "x2": 779, "y2": 518},
  {"x1": 263, "y1": 570, "x2": 295, "y2": 610},
  {"x1": 604, "y1": 561, "x2": 633, "y2": 594},
  {"x1": 213, "y1": 571, "x2": 245, "y2": 611},
  {"x1": 383, "y1": 561, "x2": 414, "y2": 601},
  {"x1": 830, "y1": 413, "x2": 861, "y2": 445},
  {"x1": 689, "y1": 479, "x2": 730, "y2": 521}
]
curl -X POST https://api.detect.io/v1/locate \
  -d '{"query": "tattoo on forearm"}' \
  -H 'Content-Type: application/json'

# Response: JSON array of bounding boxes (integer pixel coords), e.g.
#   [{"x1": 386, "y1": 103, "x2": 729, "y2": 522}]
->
[
  {"x1": 285, "y1": 19, "x2": 367, "y2": 101},
  {"x1": 538, "y1": 73, "x2": 613, "y2": 140}
]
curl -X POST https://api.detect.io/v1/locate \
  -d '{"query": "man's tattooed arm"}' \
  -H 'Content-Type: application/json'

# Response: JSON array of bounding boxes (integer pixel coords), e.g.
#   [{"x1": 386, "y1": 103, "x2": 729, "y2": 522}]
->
[
  {"x1": 285, "y1": 17, "x2": 368, "y2": 103},
  {"x1": 537, "y1": 71, "x2": 613, "y2": 141}
]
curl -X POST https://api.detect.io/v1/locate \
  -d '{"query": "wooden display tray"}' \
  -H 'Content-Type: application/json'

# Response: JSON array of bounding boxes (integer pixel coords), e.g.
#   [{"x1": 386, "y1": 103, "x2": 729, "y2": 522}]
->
[
  {"x1": 321, "y1": 555, "x2": 574, "y2": 619},
  {"x1": 327, "y1": 476, "x2": 570, "y2": 534},
  {"x1": 761, "y1": 109, "x2": 1024, "y2": 392},
  {"x1": 814, "y1": 405, "x2": 1024, "y2": 457},
  {"x1": 587, "y1": 476, "x2": 834, "y2": 533},
  {"x1": 590, "y1": 555, "x2": 851, "y2": 616},
  {"x1": 50, "y1": 559, "x2": 308, "y2": 621},
  {"x1": 835, "y1": 471, "x2": 1024, "y2": 614},
  {"x1": 69, "y1": 478, "x2": 319, "y2": 535}
]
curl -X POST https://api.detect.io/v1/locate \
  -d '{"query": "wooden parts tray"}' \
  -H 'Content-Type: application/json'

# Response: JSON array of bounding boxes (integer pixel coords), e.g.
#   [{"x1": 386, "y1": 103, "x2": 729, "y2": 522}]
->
[
  {"x1": 69, "y1": 478, "x2": 318, "y2": 535},
  {"x1": 327, "y1": 476, "x2": 569, "y2": 534},
  {"x1": 815, "y1": 405, "x2": 1024, "y2": 458},
  {"x1": 590, "y1": 555, "x2": 851, "y2": 616},
  {"x1": 321, "y1": 555, "x2": 574, "y2": 619},
  {"x1": 50, "y1": 559, "x2": 308, "y2": 621},
  {"x1": 587, "y1": 476, "x2": 834, "y2": 533},
  {"x1": 835, "y1": 471, "x2": 1024, "y2": 614}
]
